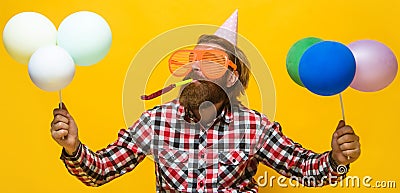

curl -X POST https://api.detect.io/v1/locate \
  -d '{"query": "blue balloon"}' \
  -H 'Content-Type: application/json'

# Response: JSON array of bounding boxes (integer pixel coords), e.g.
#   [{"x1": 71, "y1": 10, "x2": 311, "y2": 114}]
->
[{"x1": 299, "y1": 41, "x2": 356, "y2": 96}]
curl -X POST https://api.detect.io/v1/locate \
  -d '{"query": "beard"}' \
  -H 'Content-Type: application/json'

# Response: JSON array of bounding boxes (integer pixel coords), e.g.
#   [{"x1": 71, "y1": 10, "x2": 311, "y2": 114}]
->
[{"x1": 179, "y1": 79, "x2": 228, "y2": 112}]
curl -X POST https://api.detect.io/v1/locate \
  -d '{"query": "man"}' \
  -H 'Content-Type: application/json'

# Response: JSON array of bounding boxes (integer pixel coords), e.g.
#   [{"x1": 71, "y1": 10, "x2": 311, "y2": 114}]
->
[{"x1": 50, "y1": 11, "x2": 360, "y2": 192}]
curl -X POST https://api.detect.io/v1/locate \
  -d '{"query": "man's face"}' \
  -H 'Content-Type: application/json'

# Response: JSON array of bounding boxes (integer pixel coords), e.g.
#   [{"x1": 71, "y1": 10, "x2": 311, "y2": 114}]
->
[{"x1": 179, "y1": 43, "x2": 232, "y2": 124}]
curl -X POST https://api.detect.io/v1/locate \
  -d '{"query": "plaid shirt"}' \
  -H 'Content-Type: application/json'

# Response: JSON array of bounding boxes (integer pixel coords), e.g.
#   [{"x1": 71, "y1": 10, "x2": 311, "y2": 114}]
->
[{"x1": 61, "y1": 99, "x2": 345, "y2": 192}]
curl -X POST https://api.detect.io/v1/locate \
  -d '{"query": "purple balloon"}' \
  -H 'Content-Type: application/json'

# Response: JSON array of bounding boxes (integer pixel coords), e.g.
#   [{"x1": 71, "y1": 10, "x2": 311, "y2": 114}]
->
[{"x1": 348, "y1": 40, "x2": 398, "y2": 92}]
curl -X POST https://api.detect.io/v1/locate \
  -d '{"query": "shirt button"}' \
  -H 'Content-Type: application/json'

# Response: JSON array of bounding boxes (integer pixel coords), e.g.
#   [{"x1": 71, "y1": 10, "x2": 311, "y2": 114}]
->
[
  {"x1": 199, "y1": 181, "x2": 204, "y2": 187},
  {"x1": 201, "y1": 154, "x2": 204, "y2": 158}
]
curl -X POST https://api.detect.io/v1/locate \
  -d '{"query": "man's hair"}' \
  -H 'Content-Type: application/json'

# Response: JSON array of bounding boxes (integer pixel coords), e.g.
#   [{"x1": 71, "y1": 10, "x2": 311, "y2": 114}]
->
[{"x1": 197, "y1": 34, "x2": 251, "y2": 102}]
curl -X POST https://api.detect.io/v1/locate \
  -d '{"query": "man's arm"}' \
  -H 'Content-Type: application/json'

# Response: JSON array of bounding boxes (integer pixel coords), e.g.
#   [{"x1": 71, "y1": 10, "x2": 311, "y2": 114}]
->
[
  {"x1": 51, "y1": 104, "x2": 153, "y2": 186},
  {"x1": 254, "y1": 117, "x2": 360, "y2": 187}
]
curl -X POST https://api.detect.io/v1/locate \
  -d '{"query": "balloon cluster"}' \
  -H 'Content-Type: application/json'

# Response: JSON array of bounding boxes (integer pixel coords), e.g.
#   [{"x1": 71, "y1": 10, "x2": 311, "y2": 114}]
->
[
  {"x1": 287, "y1": 37, "x2": 398, "y2": 96},
  {"x1": 3, "y1": 11, "x2": 112, "y2": 92}
]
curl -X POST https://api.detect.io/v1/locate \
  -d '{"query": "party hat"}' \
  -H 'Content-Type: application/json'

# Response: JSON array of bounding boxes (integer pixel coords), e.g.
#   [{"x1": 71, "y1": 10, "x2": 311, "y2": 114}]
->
[{"x1": 214, "y1": 9, "x2": 238, "y2": 45}]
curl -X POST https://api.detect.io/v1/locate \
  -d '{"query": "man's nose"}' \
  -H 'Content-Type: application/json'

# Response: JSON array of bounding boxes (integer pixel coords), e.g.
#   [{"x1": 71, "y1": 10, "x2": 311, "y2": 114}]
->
[
  {"x1": 190, "y1": 61, "x2": 207, "y2": 79},
  {"x1": 191, "y1": 61, "x2": 201, "y2": 72}
]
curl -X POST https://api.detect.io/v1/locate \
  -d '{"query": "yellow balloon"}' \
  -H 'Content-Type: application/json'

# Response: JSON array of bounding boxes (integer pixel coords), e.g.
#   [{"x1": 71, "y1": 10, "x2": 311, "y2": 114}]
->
[{"x1": 2, "y1": 12, "x2": 57, "y2": 64}]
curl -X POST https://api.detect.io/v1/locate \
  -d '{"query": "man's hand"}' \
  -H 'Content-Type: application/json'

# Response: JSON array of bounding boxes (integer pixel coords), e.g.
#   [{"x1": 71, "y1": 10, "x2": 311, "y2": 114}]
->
[
  {"x1": 50, "y1": 103, "x2": 80, "y2": 155},
  {"x1": 331, "y1": 120, "x2": 361, "y2": 165}
]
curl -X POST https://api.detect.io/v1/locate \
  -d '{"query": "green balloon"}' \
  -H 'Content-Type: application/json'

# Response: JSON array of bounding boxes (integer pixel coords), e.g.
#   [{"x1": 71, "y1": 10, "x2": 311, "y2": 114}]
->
[{"x1": 286, "y1": 37, "x2": 323, "y2": 87}]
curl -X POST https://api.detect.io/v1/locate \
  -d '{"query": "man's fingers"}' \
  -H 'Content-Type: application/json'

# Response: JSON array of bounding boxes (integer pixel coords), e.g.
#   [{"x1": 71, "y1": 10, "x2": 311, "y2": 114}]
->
[
  {"x1": 342, "y1": 148, "x2": 361, "y2": 158},
  {"x1": 337, "y1": 133, "x2": 359, "y2": 145},
  {"x1": 335, "y1": 125, "x2": 354, "y2": 138},
  {"x1": 61, "y1": 103, "x2": 68, "y2": 111},
  {"x1": 52, "y1": 129, "x2": 68, "y2": 140},
  {"x1": 332, "y1": 120, "x2": 347, "y2": 140},
  {"x1": 53, "y1": 108, "x2": 69, "y2": 117},
  {"x1": 51, "y1": 122, "x2": 69, "y2": 131},
  {"x1": 339, "y1": 141, "x2": 359, "y2": 151},
  {"x1": 51, "y1": 114, "x2": 69, "y2": 126},
  {"x1": 336, "y1": 120, "x2": 346, "y2": 131}
]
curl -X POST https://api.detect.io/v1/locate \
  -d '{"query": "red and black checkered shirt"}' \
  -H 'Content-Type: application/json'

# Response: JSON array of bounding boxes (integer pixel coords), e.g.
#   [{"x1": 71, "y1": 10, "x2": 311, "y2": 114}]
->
[{"x1": 61, "y1": 99, "x2": 345, "y2": 192}]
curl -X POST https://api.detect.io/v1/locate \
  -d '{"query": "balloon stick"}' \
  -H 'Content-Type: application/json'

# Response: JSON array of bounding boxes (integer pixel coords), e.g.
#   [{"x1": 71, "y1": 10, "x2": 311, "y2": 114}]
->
[
  {"x1": 59, "y1": 90, "x2": 65, "y2": 140},
  {"x1": 339, "y1": 93, "x2": 345, "y2": 122},
  {"x1": 59, "y1": 90, "x2": 63, "y2": 109},
  {"x1": 339, "y1": 93, "x2": 350, "y2": 160}
]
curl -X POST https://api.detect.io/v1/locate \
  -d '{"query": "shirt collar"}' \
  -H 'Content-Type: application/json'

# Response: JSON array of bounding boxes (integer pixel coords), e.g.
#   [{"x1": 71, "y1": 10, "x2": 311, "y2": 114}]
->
[
  {"x1": 175, "y1": 99, "x2": 186, "y2": 119},
  {"x1": 219, "y1": 108, "x2": 233, "y2": 124}
]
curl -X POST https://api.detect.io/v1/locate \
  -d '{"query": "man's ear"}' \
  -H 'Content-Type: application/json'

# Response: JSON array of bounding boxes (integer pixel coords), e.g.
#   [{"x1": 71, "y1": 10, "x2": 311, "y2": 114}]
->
[{"x1": 226, "y1": 71, "x2": 239, "y2": 88}]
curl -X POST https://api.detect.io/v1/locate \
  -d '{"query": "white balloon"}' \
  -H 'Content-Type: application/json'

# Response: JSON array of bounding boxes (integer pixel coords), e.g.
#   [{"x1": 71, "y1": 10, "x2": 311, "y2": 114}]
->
[
  {"x1": 57, "y1": 11, "x2": 112, "y2": 66},
  {"x1": 3, "y1": 12, "x2": 57, "y2": 64},
  {"x1": 28, "y1": 46, "x2": 75, "y2": 92}
]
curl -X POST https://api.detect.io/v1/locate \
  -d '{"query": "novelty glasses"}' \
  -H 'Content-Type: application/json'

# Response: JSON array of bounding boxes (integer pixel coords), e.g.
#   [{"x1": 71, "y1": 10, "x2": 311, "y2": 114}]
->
[{"x1": 168, "y1": 49, "x2": 237, "y2": 79}]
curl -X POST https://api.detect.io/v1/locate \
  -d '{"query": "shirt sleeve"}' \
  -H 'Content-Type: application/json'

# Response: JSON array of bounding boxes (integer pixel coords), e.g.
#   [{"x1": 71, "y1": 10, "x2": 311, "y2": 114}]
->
[
  {"x1": 60, "y1": 111, "x2": 153, "y2": 187},
  {"x1": 254, "y1": 117, "x2": 348, "y2": 187}
]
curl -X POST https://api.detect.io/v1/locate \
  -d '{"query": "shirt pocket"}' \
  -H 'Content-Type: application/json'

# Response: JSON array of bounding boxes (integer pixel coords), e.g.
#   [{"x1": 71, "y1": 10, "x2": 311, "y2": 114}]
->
[
  {"x1": 156, "y1": 148, "x2": 189, "y2": 191},
  {"x1": 157, "y1": 148, "x2": 189, "y2": 170},
  {"x1": 218, "y1": 150, "x2": 249, "y2": 187}
]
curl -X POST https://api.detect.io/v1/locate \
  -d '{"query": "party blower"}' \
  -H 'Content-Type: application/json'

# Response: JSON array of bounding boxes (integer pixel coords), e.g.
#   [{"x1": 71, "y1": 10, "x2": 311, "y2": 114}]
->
[
  {"x1": 141, "y1": 79, "x2": 193, "y2": 100},
  {"x1": 3, "y1": 11, "x2": 112, "y2": 106}
]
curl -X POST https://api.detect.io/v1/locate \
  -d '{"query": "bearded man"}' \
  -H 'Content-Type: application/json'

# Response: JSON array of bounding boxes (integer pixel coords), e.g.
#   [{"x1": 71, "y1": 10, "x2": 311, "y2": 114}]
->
[{"x1": 50, "y1": 11, "x2": 360, "y2": 193}]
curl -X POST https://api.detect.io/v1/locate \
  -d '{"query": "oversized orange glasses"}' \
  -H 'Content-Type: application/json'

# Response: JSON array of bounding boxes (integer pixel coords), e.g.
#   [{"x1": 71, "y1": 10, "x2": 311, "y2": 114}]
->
[{"x1": 168, "y1": 49, "x2": 237, "y2": 79}]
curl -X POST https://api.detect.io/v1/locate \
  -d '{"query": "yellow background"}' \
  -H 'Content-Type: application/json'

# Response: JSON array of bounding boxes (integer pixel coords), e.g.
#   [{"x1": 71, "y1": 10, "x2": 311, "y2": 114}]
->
[{"x1": 0, "y1": 0, "x2": 399, "y2": 192}]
